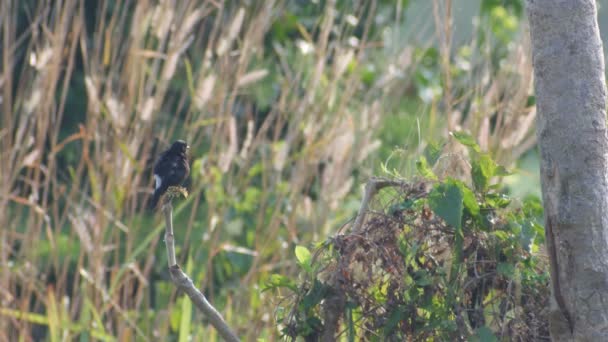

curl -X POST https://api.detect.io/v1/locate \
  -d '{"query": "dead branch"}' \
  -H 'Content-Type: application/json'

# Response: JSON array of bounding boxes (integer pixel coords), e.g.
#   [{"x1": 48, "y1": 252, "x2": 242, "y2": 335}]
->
[
  {"x1": 163, "y1": 202, "x2": 240, "y2": 342},
  {"x1": 351, "y1": 177, "x2": 404, "y2": 233}
]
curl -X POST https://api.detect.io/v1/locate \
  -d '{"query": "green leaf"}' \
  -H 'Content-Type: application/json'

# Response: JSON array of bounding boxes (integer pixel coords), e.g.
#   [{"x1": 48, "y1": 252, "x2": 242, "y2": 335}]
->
[
  {"x1": 472, "y1": 154, "x2": 499, "y2": 191},
  {"x1": 451, "y1": 131, "x2": 480, "y2": 152},
  {"x1": 453, "y1": 180, "x2": 480, "y2": 217},
  {"x1": 485, "y1": 193, "x2": 511, "y2": 208},
  {"x1": 295, "y1": 245, "x2": 312, "y2": 273},
  {"x1": 424, "y1": 141, "x2": 443, "y2": 165},
  {"x1": 416, "y1": 156, "x2": 438, "y2": 180},
  {"x1": 428, "y1": 180, "x2": 464, "y2": 230},
  {"x1": 492, "y1": 230, "x2": 510, "y2": 241},
  {"x1": 262, "y1": 274, "x2": 297, "y2": 292},
  {"x1": 522, "y1": 195, "x2": 544, "y2": 217}
]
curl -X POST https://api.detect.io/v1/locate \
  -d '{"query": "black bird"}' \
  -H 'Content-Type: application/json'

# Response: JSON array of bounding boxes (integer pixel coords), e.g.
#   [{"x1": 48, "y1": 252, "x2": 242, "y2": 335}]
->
[{"x1": 150, "y1": 140, "x2": 190, "y2": 209}]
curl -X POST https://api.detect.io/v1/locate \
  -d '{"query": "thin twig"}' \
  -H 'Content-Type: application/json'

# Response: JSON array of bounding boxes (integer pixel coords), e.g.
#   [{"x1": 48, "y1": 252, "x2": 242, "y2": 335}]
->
[
  {"x1": 351, "y1": 177, "x2": 404, "y2": 233},
  {"x1": 163, "y1": 202, "x2": 240, "y2": 342}
]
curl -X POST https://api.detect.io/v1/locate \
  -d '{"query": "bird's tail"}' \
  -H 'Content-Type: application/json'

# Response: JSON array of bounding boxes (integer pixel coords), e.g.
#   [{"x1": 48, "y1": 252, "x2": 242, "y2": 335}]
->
[
  {"x1": 149, "y1": 185, "x2": 167, "y2": 210},
  {"x1": 149, "y1": 192, "x2": 160, "y2": 210}
]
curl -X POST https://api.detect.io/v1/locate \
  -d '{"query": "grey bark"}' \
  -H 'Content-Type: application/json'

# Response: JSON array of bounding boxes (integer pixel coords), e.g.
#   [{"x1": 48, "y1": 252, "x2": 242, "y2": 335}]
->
[
  {"x1": 526, "y1": 1, "x2": 608, "y2": 340},
  {"x1": 163, "y1": 202, "x2": 240, "y2": 342}
]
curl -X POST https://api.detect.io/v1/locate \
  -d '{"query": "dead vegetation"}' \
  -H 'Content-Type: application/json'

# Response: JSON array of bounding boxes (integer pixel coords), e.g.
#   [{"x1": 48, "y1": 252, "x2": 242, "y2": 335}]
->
[{"x1": 281, "y1": 177, "x2": 550, "y2": 341}]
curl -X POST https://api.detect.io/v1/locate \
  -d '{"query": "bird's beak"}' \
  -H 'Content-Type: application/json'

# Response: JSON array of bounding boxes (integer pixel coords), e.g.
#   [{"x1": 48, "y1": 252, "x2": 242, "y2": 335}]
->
[{"x1": 187, "y1": 145, "x2": 190, "y2": 149}]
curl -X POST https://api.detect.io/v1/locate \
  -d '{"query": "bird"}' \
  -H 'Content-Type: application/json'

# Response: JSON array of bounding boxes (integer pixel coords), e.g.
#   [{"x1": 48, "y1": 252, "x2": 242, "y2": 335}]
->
[{"x1": 149, "y1": 140, "x2": 190, "y2": 209}]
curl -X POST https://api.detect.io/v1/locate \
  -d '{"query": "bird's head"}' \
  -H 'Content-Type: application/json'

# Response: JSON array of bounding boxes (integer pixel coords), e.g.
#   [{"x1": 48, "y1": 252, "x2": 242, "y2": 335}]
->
[{"x1": 170, "y1": 140, "x2": 189, "y2": 154}]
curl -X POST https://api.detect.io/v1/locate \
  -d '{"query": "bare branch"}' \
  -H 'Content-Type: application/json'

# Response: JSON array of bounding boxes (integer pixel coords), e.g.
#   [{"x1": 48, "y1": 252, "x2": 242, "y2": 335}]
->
[
  {"x1": 351, "y1": 177, "x2": 403, "y2": 233},
  {"x1": 164, "y1": 203, "x2": 178, "y2": 267},
  {"x1": 163, "y1": 202, "x2": 240, "y2": 342}
]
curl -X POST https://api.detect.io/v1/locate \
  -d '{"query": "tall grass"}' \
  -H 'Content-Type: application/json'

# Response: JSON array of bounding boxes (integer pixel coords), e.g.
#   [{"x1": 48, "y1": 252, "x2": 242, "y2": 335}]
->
[
  {"x1": 0, "y1": 1, "x2": 386, "y2": 340},
  {"x1": 0, "y1": 0, "x2": 535, "y2": 340}
]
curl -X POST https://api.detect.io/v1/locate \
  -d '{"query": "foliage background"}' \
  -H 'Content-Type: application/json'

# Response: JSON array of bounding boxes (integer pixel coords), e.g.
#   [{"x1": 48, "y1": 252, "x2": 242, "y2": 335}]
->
[{"x1": 0, "y1": 0, "x2": 553, "y2": 340}]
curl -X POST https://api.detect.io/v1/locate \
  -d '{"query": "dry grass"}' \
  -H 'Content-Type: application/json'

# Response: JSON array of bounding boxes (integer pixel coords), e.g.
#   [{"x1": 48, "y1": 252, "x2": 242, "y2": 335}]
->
[
  {"x1": 0, "y1": 1, "x2": 385, "y2": 340},
  {"x1": 0, "y1": 0, "x2": 536, "y2": 340},
  {"x1": 432, "y1": 0, "x2": 536, "y2": 166}
]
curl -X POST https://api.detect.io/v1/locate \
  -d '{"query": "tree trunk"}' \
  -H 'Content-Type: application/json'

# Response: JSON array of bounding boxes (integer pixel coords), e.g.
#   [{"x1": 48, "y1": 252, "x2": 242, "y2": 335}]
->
[{"x1": 526, "y1": 1, "x2": 608, "y2": 340}]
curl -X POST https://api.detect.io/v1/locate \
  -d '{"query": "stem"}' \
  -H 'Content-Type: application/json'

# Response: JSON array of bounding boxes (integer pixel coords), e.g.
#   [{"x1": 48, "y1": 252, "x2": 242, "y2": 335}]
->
[
  {"x1": 351, "y1": 177, "x2": 403, "y2": 233},
  {"x1": 163, "y1": 202, "x2": 240, "y2": 342},
  {"x1": 164, "y1": 203, "x2": 177, "y2": 267}
]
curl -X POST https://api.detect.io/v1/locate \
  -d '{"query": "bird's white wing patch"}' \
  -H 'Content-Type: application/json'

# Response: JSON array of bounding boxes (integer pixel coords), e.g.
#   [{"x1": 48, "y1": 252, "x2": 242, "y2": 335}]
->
[{"x1": 154, "y1": 174, "x2": 162, "y2": 190}]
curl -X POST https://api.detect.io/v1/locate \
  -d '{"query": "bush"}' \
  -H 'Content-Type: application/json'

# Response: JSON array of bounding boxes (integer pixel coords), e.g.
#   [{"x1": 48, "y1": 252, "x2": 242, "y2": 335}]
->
[{"x1": 268, "y1": 134, "x2": 550, "y2": 341}]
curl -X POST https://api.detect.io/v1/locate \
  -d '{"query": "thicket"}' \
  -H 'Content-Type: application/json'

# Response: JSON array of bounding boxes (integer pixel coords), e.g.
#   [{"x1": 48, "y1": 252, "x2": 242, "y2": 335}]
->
[{"x1": 268, "y1": 134, "x2": 549, "y2": 340}]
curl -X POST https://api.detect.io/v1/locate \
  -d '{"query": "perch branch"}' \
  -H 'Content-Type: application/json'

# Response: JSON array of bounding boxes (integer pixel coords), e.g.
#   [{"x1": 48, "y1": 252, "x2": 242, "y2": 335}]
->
[
  {"x1": 164, "y1": 203, "x2": 178, "y2": 267},
  {"x1": 351, "y1": 177, "x2": 403, "y2": 233},
  {"x1": 163, "y1": 202, "x2": 240, "y2": 342}
]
